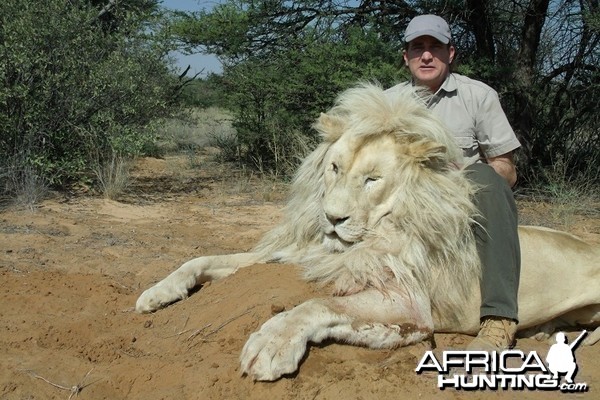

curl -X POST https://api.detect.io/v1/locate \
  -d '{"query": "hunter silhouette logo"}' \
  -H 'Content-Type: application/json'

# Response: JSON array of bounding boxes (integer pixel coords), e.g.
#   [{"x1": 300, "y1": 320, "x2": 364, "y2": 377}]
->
[
  {"x1": 546, "y1": 330, "x2": 587, "y2": 384},
  {"x1": 415, "y1": 330, "x2": 589, "y2": 392}
]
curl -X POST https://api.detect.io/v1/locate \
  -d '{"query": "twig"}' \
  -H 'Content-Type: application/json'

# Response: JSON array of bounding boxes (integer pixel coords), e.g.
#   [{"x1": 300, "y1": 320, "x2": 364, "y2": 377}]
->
[
  {"x1": 182, "y1": 306, "x2": 257, "y2": 344},
  {"x1": 25, "y1": 368, "x2": 96, "y2": 399},
  {"x1": 202, "y1": 307, "x2": 255, "y2": 339},
  {"x1": 178, "y1": 315, "x2": 190, "y2": 332},
  {"x1": 111, "y1": 280, "x2": 133, "y2": 291},
  {"x1": 27, "y1": 370, "x2": 72, "y2": 391},
  {"x1": 163, "y1": 327, "x2": 194, "y2": 339},
  {"x1": 162, "y1": 315, "x2": 192, "y2": 338},
  {"x1": 186, "y1": 323, "x2": 213, "y2": 341},
  {"x1": 118, "y1": 348, "x2": 144, "y2": 358}
]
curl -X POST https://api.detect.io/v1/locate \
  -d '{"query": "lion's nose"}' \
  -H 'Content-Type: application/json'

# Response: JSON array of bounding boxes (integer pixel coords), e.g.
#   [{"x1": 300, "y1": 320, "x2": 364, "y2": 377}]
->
[{"x1": 326, "y1": 213, "x2": 349, "y2": 226}]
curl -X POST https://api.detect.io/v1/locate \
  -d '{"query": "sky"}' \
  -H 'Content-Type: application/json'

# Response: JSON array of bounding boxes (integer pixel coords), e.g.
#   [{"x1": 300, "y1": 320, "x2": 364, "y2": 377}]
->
[{"x1": 160, "y1": 0, "x2": 223, "y2": 76}]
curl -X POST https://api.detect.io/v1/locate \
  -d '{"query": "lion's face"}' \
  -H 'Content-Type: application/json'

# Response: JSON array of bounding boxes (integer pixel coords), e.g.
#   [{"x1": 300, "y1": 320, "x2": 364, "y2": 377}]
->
[{"x1": 320, "y1": 134, "x2": 401, "y2": 252}]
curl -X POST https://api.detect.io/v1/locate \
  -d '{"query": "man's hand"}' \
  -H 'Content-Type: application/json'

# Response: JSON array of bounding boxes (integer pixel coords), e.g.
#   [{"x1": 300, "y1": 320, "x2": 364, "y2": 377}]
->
[{"x1": 487, "y1": 152, "x2": 517, "y2": 187}]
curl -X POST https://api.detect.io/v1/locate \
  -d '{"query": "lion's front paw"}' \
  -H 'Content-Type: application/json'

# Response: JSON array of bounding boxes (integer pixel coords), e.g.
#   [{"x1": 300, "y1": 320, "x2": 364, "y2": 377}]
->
[
  {"x1": 240, "y1": 313, "x2": 308, "y2": 381},
  {"x1": 135, "y1": 284, "x2": 185, "y2": 313}
]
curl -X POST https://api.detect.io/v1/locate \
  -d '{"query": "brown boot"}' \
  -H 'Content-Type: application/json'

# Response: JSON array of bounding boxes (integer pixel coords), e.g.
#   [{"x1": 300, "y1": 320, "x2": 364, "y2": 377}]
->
[{"x1": 467, "y1": 317, "x2": 517, "y2": 352}]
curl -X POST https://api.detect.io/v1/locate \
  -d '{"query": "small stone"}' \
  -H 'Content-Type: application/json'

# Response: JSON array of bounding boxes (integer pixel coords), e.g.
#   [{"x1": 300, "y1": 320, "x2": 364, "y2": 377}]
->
[{"x1": 271, "y1": 303, "x2": 285, "y2": 314}]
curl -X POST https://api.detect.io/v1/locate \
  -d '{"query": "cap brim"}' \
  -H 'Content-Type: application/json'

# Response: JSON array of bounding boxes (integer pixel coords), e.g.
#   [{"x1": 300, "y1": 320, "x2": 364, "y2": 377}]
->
[{"x1": 404, "y1": 30, "x2": 450, "y2": 44}]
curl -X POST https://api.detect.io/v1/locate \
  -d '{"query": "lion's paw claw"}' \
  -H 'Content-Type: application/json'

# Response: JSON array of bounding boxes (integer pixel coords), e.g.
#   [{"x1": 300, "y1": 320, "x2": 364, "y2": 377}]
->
[{"x1": 240, "y1": 315, "x2": 307, "y2": 381}]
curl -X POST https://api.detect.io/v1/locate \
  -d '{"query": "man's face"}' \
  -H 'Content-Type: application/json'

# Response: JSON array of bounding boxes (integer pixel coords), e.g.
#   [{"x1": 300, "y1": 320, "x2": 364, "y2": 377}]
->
[{"x1": 403, "y1": 36, "x2": 455, "y2": 92}]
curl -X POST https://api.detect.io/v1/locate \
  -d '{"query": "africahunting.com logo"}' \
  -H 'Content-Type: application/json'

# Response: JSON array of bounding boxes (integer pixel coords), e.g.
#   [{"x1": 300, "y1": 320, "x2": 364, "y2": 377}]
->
[{"x1": 415, "y1": 330, "x2": 589, "y2": 392}]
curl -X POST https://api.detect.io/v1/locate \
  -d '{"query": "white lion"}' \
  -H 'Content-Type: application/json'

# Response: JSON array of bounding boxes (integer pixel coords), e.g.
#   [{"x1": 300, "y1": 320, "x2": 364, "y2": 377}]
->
[{"x1": 136, "y1": 83, "x2": 600, "y2": 381}]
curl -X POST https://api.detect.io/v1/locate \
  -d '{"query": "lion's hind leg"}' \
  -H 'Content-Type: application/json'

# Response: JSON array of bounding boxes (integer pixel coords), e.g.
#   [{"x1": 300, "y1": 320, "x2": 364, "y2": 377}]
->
[
  {"x1": 520, "y1": 304, "x2": 600, "y2": 346},
  {"x1": 583, "y1": 327, "x2": 600, "y2": 346},
  {"x1": 519, "y1": 322, "x2": 555, "y2": 342},
  {"x1": 136, "y1": 252, "x2": 264, "y2": 313},
  {"x1": 554, "y1": 304, "x2": 600, "y2": 346},
  {"x1": 567, "y1": 304, "x2": 600, "y2": 345}
]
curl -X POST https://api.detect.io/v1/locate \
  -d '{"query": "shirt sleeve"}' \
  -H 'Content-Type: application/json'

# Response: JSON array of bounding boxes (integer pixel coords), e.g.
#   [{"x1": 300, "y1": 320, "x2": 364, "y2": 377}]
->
[{"x1": 474, "y1": 89, "x2": 521, "y2": 158}]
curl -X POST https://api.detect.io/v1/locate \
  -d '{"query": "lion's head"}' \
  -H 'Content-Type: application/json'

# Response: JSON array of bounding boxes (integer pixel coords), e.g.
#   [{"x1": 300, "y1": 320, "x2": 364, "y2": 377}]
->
[
  {"x1": 255, "y1": 83, "x2": 480, "y2": 314},
  {"x1": 313, "y1": 84, "x2": 471, "y2": 254}
]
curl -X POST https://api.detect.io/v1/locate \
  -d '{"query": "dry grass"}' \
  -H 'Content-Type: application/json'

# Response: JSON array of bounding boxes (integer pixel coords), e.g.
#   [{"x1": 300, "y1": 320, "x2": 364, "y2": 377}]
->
[
  {"x1": 158, "y1": 108, "x2": 235, "y2": 156},
  {"x1": 517, "y1": 157, "x2": 599, "y2": 230},
  {"x1": 153, "y1": 107, "x2": 289, "y2": 203},
  {"x1": 94, "y1": 154, "x2": 132, "y2": 199},
  {"x1": 1, "y1": 163, "x2": 49, "y2": 210},
  {"x1": 214, "y1": 166, "x2": 289, "y2": 203}
]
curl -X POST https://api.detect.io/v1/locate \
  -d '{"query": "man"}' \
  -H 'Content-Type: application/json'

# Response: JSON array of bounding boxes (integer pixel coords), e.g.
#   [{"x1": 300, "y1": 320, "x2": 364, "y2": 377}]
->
[{"x1": 386, "y1": 15, "x2": 521, "y2": 351}]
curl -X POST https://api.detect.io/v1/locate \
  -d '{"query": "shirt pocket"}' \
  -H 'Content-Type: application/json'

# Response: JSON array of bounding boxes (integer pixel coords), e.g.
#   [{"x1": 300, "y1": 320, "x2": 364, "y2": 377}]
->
[{"x1": 454, "y1": 133, "x2": 479, "y2": 159}]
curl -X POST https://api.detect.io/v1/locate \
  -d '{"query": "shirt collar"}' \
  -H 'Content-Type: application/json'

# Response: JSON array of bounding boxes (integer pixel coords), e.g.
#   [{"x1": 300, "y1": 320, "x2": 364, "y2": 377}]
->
[
  {"x1": 437, "y1": 73, "x2": 457, "y2": 94},
  {"x1": 409, "y1": 73, "x2": 457, "y2": 95}
]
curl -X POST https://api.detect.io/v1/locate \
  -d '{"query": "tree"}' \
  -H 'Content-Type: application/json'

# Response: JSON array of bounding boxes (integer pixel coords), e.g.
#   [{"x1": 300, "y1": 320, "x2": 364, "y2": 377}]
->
[
  {"x1": 220, "y1": 27, "x2": 407, "y2": 176},
  {"x1": 171, "y1": 1, "x2": 409, "y2": 175},
  {"x1": 172, "y1": 0, "x2": 599, "y2": 182},
  {"x1": 0, "y1": 0, "x2": 179, "y2": 195}
]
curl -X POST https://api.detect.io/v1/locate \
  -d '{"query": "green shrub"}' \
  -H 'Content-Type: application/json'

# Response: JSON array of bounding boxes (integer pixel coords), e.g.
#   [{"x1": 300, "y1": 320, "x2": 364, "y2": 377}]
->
[
  {"x1": 179, "y1": 74, "x2": 228, "y2": 109},
  {"x1": 0, "y1": 0, "x2": 178, "y2": 197},
  {"x1": 220, "y1": 27, "x2": 408, "y2": 177}
]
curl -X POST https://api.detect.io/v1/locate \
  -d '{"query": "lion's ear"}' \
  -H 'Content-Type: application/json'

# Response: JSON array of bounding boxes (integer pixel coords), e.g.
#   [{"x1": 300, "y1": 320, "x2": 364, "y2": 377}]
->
[
  {"x1": 407, "y1": 139, "x2": 448, "y2": 167},
  {"x1": 313, "y1": 113, "x2": 346, "y2": 141}
]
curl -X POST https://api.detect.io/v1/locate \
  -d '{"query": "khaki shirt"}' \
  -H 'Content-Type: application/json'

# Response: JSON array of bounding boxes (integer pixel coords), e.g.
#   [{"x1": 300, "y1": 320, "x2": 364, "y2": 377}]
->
[{"x1": 386, "y1": 73, "x2": 521, "y2": 166}]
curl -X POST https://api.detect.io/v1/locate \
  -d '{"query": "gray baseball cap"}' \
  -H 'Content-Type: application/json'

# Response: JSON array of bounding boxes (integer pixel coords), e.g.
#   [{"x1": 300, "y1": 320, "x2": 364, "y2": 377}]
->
[{"x1": 404, "y1": 15, "x2": 451, "y2": 44}]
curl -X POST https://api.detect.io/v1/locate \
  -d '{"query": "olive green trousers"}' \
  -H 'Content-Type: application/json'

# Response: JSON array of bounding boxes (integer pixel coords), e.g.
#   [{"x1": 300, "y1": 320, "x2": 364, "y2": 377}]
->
[{"x1": 466, "y1": 163, "x2": 521, "y2": 322}]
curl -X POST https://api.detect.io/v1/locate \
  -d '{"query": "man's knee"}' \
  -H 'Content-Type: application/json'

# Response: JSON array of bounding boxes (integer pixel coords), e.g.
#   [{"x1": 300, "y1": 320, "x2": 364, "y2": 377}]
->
[
  {"x1": 465, "y1": 163, "x2": 509, "y2": 189},
  {"x1": 466, "y1": 163, "x2": 516, "y2": 210}
]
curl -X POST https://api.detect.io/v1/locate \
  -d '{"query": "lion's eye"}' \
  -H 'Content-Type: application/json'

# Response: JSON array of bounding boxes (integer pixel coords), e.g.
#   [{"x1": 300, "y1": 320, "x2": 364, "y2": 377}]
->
[
  {"x1": 365, "y1": 177, "x2": 380, "y2": 185},
  {"x1": 331, "y1": 163, "x2": 339, "y2": 174}
]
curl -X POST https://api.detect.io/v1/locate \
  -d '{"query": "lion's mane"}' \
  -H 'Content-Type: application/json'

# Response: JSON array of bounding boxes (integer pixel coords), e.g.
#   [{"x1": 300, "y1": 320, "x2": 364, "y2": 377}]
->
[{"x1": 253, "y1": 83, "x2": 481, "y2": 322}]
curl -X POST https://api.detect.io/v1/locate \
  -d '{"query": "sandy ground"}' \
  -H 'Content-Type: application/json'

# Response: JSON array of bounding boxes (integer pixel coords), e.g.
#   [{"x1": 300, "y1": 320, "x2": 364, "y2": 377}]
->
[{"x1": 1, "y1": 154, "x2": 598, "y2": 400}]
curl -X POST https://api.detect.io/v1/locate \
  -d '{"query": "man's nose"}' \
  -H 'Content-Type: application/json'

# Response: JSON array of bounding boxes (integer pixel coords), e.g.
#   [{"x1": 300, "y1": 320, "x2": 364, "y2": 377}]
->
[{"x1": 421, "y1": 50, "x2": 434, "y2": 61}]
